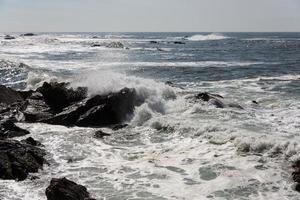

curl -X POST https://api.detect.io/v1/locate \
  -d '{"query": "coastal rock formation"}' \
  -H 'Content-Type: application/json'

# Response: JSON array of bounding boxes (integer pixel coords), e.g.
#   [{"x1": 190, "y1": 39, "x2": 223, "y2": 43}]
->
[
  {"x1": 4, "y1": 35, "x2": 15, "y2": 40},
  {"x1": 21, "y1": 33, "x2": 35, "y2": 37},
  {"x1": 43, "y1": 87, "x2": 140, "y2": 127},
  {"x1": 0, "y1": 139, "x2": 46, "y2": 181},
  {"x1": 0, "y1": 82, "x2": 142, "y2": 128},
  {"x1": 45, "y1": 178, "x2": 95, "y2": 200},
  {"x1": 195, "y1": 92, "x2": 243, "y2": 109},
  {"x1": 0, "y1": 85, "x2": 25, "y2": 105},
  {"x1": 0, "y1": 120, "x2": 30, "y2": 139},
  {"x1": 37, "y1": 82, "x2": 88, "y2": 111},
  {"x1": 292, "y1": 160, "x2": 300, "y2": 192}
]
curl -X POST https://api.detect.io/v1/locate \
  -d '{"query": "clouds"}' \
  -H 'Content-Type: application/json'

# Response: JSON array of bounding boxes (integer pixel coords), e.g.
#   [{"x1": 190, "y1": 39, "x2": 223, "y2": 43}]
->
[{"x1": 0, "y1": 0, "x2": 300, "y2": 32}]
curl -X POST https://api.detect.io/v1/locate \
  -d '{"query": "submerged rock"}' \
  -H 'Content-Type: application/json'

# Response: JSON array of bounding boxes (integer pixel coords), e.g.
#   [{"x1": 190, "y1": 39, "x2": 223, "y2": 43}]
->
[
  {"x1": 94, "y1": 130, "x2": 111, "y2": 139},
  {"x1": 91, "y1": 44, "x2": 101, "y2": 47},
  {"x1": 45, "y1": 178, "x2": 95, "y2": 200},
  {"x1": 173, "y1": 41, "x2": 185, "y2": 44},
  {"x1": 37, "y1": 82, "x2": 88, "y2": 111},
  {"x1": 0, "y1": 139, "x2": 46, "y2": 181},
  {"x1": 195, "y1": 92, "x2": 243, "y2": 109},
  {"x1": 21, "y1": 33, "x2": 35, "y2": 37},
  {"x1": 4, "y1": 35, "x2": 15, "y2": 40}
]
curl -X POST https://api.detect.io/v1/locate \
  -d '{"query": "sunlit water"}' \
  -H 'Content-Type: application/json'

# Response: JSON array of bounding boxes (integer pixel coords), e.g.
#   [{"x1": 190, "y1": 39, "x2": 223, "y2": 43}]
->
[{"x1": 0, "y1": 32, "x2": 300, "y2": 200}]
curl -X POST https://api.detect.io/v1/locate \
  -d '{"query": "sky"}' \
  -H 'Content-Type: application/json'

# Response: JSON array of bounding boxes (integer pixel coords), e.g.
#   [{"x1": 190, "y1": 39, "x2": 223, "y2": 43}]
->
[{"x1": 0, "y1": 0, "x2": 299, "y2": 32}]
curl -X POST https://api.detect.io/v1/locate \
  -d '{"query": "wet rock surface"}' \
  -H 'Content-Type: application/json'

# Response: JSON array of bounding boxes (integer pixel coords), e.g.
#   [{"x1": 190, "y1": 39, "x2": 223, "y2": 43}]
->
[
  {"x1": 0, "y1": 120, "x2": 30, "y2": 139},
  {"x1": 0, "y1": 82, "x2": 142, "y2": 128},
  {"x1": 43, "y1": 87, "x2": 140, "y2": 127},
  {"x1": 0, "y1": 139, "x2": 46, "y2": 181},
  {"x1": 195, "y1": 92, "x2": 243, "y2": 109},
  {"x1": 45, "y1": 178, "x2": 95, "y2": 200},
  {"x1": 292, "y1": 160, "x2": 300, "y2": 192}
]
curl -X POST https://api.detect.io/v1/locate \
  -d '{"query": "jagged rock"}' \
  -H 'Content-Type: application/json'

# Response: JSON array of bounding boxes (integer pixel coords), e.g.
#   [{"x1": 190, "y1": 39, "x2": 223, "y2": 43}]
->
[
  {"x1": 45, "y1": 178, "x2": 95, "y2": 200},
  {"x1": 0, "y1": 120, "x2": 30, "y2": 139},
  {"x1": 21, "y1": 137, "x2": 42, "y2": 146},
  {"x1": 94, "y1": 130, "x2": 111, "y2": 139},
  {"x1": 0, "y1": 85, "x2": 25, "y2": 105},
  {"x1": 4, "y1": 35, "x2": 15, "y2": 40},
  {"x1": 106, "y1": 42, "x2": 124, "y2": 48},
  {"x1": 0, "y1": 139, "x2": 46, "y2": 181},
  {"x1": 37, "y1": 82, "x2": 88, "y2": 111},
  {"x1": 23, "y1": 92, "x2": 54, "y2": 122},
  {"x1": 43, "y1": 88, "x2": 140, "y2": 127}
]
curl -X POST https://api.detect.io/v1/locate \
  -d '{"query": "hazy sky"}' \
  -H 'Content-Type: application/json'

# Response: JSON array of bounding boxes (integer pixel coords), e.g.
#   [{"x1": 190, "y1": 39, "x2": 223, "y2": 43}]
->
[{"x1": 0, "y1": 0, "x2": 299, "y2": 32}]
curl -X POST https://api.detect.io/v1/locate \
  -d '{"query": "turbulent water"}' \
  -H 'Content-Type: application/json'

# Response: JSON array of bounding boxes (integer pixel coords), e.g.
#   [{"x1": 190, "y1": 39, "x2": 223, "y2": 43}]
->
[{"x1": 1, "y1": 32, "x2": 300, "y2": 200}]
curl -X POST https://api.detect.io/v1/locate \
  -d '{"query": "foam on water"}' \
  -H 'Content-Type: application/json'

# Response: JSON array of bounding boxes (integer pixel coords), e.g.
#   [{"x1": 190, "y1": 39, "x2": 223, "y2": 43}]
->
[{"x1": 187, "y1": 33, "x2": 229, "y2": 41}]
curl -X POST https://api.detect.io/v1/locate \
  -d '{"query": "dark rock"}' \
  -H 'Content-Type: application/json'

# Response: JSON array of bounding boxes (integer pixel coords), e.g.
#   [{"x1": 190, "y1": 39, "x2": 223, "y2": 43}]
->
[
  {"x1": 94, "y1": 130, "x2": 111, "y2": 139},
  {"x1": 150, "y1": 41, "x2": 159, "y2": 44},
  {"x1": 174, "y1": 41, "x2": 185, "y2": 44},
  {"x1": 21, "y1": 137, "x2": 42, "y2": 146},
  {"x1": 0, "y1": 85, "x2": 25, "y2": 105},
  {"x1": 92, "y1": 36, "x2": 99, "y2": 39},
  {"x1": 37, "y1": 82, "x2": 88, "y2": 112},
  {"x1": 195, "y1": 92, "x2": 242, "y2": 109},
  {"x1": 106, "y1": 42, "x2": 124, "y2": 48},
  {"x1": 295, "y1": 183, "x2": 300, "y2": 192},
  {"x1": 252, "y1": 100, "x2": 259, "y2": 105},
  {"x1": 91, "y1": 44, "x2": 101, "y2": 47},
  {"x1": 112, "y1": 124, "x2": 128, "y2": 131},
  {"x1": 43, "y1": 88, "x2": 141, "y2": 127},
  {"x1": 165, "y1": 81, "x2": 174, "y2": 86},
  {"x1": 45, "y1": 177, "x2": 95, "y2": 200},
  {"x1": 21, "y1": 33, "x2": 35, "y2": 37},
  {"x1": 0, "y1": 139, "x2": 46, "y2": 181},
  {"x1": 0, "y1": 120, "x2": 30, "y2": 139},
  {"x1": 23, "y1": 92, "x2": 54, "y2": 122},
  {"x1": 4, "y1": 35, "x2": 15, "y2": 40}
]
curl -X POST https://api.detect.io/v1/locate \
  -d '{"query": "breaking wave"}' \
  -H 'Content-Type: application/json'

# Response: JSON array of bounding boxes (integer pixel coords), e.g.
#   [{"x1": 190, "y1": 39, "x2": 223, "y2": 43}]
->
[{"x1": 187, "y1": 33, "x2": 229, "y2": 41}]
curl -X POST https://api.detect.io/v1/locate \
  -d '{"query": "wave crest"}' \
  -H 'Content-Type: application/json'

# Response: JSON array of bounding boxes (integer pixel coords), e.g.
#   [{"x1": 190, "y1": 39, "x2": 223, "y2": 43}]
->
[{"x1": 187, "y1": 33, "x2": 229, "y2": 41}]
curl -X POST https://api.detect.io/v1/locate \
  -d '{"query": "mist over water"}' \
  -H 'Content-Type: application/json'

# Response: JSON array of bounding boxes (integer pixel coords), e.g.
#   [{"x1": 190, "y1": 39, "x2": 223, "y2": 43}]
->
[{"x1": 1, "y1": 32, "x2": 300, "y2": 199}]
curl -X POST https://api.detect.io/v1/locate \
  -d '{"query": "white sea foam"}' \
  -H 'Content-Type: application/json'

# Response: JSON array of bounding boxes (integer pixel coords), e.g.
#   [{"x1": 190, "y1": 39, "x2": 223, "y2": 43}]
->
[{"x1": 187, "y1": 33, "x2": 229, "y2": 41}]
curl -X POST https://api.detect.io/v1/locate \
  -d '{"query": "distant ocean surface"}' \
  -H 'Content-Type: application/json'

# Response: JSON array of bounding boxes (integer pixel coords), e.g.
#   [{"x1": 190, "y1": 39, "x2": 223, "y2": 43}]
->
[{"x1": 1, "y1": 32, "x2": 300, "y2": 199}]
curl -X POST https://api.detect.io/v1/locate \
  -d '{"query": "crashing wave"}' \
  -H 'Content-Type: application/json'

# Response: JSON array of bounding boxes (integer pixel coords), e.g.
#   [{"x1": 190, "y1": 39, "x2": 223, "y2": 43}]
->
[{"x1": 187, "y1": 33, "x2": 229, "y2": 41}]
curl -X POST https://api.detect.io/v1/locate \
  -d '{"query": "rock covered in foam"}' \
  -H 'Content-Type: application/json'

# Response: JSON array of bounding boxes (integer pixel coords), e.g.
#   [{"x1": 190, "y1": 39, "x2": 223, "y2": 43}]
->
[
  {"x1": 45, "y1": 178, "x2": 95, "y2": 200},
  {"x1": 0, "y1": 139, "x2": 46, "y2": 181}
]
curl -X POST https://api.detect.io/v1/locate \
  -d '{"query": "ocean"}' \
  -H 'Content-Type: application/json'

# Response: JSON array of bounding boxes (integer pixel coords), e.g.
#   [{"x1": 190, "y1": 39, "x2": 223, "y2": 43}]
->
[{"x1": 0, "y1": 32, "x2": 300, "y2": 199}]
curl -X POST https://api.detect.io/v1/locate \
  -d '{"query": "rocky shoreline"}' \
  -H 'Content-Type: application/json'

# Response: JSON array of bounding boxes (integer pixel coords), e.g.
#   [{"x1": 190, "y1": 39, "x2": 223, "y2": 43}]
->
[
  {"x1": 0, "y1": 81, "x2": 144, "y2": 199},
  {"x1": 1, "y1": 81, "x2": 299, "y2": 199}
]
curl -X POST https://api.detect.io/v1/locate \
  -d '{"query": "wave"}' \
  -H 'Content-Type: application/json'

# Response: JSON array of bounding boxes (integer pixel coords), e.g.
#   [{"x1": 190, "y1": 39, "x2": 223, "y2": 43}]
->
[
  {"x1": 90, "y1": 61, "x2": 270, "y2": 68},
  {"x1": 187, "y1": 33, "x2": 229, "y2": 41}
]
